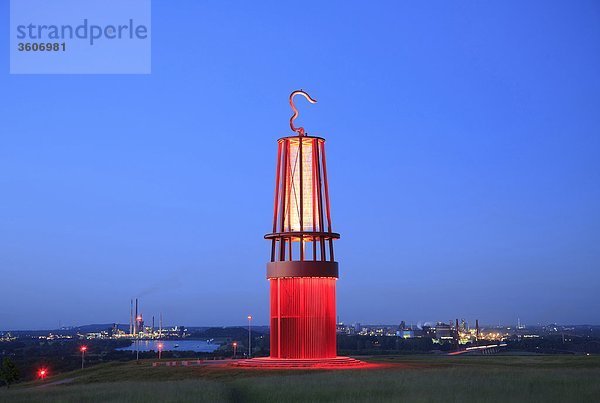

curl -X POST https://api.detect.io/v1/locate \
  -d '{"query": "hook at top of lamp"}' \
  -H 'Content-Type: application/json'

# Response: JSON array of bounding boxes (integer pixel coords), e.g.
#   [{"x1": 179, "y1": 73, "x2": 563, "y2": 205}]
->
[{"x1": 289, "y1": 89, "x2": 317, "y2": 136}]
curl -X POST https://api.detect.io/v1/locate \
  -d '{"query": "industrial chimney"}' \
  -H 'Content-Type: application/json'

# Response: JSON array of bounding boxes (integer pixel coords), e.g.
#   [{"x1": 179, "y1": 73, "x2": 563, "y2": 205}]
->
[{"x1": 134, "y1": 298, "x2": 138, "y2": 336}]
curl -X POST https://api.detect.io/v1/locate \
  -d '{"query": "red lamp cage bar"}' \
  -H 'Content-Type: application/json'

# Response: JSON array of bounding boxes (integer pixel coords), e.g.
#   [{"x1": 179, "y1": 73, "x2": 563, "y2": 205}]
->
[{"x1": 265, "y1": 91, "x2": 340, "y2": 359}]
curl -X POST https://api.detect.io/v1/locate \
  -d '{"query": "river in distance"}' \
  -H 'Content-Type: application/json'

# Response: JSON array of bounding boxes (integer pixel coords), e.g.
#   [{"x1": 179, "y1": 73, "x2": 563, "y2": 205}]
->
[{"x1": 117, "y1": 339, "x2": 220, "y2": 352}]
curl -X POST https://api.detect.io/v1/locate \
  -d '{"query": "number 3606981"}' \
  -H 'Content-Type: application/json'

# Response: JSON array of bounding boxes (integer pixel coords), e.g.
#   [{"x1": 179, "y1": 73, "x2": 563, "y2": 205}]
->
[{"x1": 18, "y1": 42, "x2": 66, "y2": 51}]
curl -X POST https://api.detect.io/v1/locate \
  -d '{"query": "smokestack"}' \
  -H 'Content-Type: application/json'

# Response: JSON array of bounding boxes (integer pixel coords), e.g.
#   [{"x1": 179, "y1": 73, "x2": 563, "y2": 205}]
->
[
  {"x1": 152, "y1": 315, "x2": 155, "y2": 334},
  {"x1": 476, "y1": 319, "x2": 479, "y2": 341},
  {"x1": 129, "y1": 299, "x2": 133, "y2": 335},
  {"x1": 455, "y1": 319, "x2": 460, "y2": 350},
  {"x1": 135, "y1": 298, "x2": 138, "y2": 335},
  {"x1": 159, "y1": 313, "x2": 163, "y2": 339}
]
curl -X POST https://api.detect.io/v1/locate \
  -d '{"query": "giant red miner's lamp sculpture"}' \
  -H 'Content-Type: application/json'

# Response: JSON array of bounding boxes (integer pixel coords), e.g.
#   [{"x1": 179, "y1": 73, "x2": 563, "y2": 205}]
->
[{"x1": 265, "y1": 90, "x2": 340, "y2": 359}]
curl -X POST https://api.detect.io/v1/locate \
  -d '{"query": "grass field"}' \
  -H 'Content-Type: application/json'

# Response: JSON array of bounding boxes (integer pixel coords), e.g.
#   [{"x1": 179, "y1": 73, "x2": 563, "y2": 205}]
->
[{"x1": 1, "y1": 355, "x2": 599, "y2": 402}]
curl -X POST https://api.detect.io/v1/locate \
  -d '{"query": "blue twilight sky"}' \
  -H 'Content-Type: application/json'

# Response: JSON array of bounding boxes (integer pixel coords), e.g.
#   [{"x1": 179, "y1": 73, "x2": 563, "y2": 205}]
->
[{"x1": 1, "y1": 1, "x2": 599, "y2": 330}]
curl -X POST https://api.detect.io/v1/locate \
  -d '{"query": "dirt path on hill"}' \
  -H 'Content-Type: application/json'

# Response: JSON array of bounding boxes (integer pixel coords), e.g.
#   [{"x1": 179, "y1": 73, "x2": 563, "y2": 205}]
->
[{"x1": 36, "y1": 377, "x2": 74, "y2": 388}]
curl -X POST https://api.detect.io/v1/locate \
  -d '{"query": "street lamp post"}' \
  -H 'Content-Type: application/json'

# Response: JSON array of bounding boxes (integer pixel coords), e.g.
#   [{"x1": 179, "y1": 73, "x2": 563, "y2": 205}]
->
[
  {"x1": 247, "y1": 315, "x2": 252, "y2": 358},
  {"x1": 157, "y1": 342, "x2": 163, "y2": 360},
  {"x1": 80, "y1": 346, "x2": 87, "y2": 370},
  {"x1": 232, "y1": 342, "x2": 237, "y2": 359}
]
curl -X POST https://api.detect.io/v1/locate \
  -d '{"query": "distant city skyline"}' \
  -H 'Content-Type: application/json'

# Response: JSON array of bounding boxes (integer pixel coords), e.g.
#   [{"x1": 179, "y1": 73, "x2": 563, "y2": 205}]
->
[
  {"x1": 1, "y1": 1, "x2": 599, "y2": 329},
  {"x1": 4, "y1": 317, "x2": 597, "y2": 335},
  {"x1": 3, "y1": 311, "x2": 596, "y2": 332}
]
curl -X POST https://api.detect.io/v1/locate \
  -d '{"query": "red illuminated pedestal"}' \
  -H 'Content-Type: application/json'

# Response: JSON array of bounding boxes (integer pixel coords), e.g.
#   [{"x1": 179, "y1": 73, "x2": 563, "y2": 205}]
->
[{"x1": 269, "y1": 276, "x2": 336, "y2": 358}]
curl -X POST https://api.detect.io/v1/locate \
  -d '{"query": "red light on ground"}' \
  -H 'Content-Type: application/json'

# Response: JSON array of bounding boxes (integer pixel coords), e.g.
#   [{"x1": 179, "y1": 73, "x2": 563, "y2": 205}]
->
[
  {"x1": 80, "y1": 346, "x2": 87, "y2": 352},
  {"x1": 38, "y1": 368, "x2": 48, "y2": 379},
  {"x1": 232, "y1": 356, "x2": 377, "y2": 370},
  {"x1": 232, "y1": 342, "x2": 237, "y2": 347},
  {"x1": 157, "y1": 343, "x2": 163, "y2": 350}
]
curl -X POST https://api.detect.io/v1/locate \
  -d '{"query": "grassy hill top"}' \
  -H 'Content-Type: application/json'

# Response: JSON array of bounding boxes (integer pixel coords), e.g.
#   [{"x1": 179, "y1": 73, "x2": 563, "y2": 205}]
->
[{"x1": 2, "y1": 355, "x2": 599, "y2": 402}]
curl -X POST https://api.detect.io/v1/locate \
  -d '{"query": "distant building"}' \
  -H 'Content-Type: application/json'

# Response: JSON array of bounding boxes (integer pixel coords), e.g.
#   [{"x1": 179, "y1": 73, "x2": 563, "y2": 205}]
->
[
  {"x1": 434, "y1": 322, "x2": 454, "y2": 342},
  {"x1": 397, "y1": 330, "x2": 414, "y2": 338}
]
